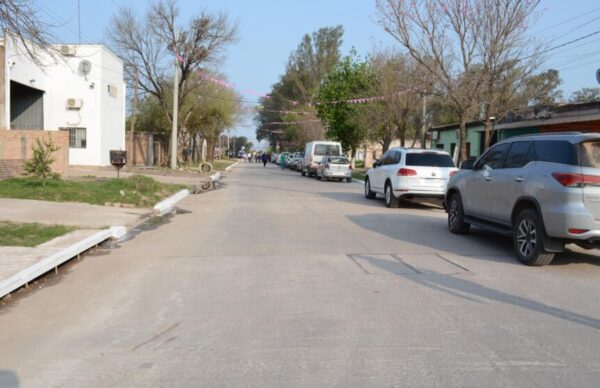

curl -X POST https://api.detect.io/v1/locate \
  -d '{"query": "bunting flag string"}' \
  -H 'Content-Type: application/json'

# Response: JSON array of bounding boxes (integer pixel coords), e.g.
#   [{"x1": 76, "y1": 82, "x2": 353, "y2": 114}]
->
[{"x1": 175, "y1": 52, "x2": 413, "y2": 108}]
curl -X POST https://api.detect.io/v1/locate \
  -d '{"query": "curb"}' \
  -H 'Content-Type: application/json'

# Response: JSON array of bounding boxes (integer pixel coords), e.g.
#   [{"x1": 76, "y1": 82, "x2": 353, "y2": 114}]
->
[
  {"x1": 153, "y1": 189, "x2": 191, "y2": 215},
  {"x1": 0, "y1": 226, "x2": 126, "y2": 299},
  {"x1": 224, "y1": 161, "x2": 240, "y2": 172},
  {"x1": 352, "y1": 178, "x2": 365, "y2": 185}
]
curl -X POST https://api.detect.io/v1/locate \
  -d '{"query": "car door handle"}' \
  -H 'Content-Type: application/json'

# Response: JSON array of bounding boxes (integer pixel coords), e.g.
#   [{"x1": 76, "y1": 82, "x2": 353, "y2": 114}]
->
[
  {"x1": 515, "y1": 177, "x2": 524, "y2": 183},
  {"x1": 485, "y1": 177, "x2": 492, "y2": 181}
]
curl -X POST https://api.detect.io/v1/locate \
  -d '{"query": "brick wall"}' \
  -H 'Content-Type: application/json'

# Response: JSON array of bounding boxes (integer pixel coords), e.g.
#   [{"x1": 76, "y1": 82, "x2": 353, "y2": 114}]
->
[
  {"x1": 0, "y1": 129, "x2": 69, "y2": 179},
  {"x1": 125, "y1": 132, "x2": 152, "y2": 166}
]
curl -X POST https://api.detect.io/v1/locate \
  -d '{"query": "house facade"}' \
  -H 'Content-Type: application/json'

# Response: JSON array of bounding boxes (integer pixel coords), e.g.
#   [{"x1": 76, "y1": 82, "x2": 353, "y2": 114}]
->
[
  {"x1": 431, "y1": 101, "x2": 600, "y2": 159},
  {"x1": 0, "y1": 33, "x2": 125, "y2": 166}
]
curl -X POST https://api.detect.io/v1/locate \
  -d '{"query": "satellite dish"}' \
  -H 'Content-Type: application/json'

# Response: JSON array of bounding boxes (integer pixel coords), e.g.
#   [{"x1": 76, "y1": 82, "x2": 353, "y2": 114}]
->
[
  {"x1": 78, "y1": 60, "x2": 92, "y2": 77},
  {"x1": 596, "y1": 68, "x2": 600, "y2": 85}
]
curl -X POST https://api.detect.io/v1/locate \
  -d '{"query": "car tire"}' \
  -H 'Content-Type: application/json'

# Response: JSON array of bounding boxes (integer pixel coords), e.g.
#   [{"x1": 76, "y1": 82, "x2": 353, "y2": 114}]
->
[
  {"x1": 513, "y1": 209, "x2": 555, "y2": 266},
  {"x1": 384, "y1": 182, "x2": 400, "y2": 208},
  {"x1": 301, "y1": 170, "x2": 306, "y2": 176},
  {"x1": 447, "y1": 193, "x2": 470, "y2": 234},
  {"x1": 365, "y1": 178, "x2": 376, "y2": 199},
  {"x1": 346, "y1": 178, "x2": 352, "y2": 183}
]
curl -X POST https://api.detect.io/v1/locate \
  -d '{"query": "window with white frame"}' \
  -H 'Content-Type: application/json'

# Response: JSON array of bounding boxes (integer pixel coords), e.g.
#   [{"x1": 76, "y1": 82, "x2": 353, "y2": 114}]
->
[{"x1": 60, "y1": 127, "x2": 87, "y2": 148}]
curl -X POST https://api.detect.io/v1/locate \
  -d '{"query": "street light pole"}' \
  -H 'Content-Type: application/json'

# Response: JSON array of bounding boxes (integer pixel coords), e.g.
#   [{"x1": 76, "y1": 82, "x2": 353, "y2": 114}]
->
[{"x1": 170, "y1": 30, "x2": 180, "y2": 170}]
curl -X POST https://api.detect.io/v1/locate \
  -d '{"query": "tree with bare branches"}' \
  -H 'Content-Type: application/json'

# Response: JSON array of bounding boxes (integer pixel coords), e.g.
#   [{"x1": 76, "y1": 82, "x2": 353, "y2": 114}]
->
[
  {"x1": 376, "y1": 0, "x2": 541, "y2": 161},
  {"x1": 106, "y1": 0, "x2": 237, "y2": 167},
  {"x1": 0, "y1": 0, "x2": 56, "y2": 64}
]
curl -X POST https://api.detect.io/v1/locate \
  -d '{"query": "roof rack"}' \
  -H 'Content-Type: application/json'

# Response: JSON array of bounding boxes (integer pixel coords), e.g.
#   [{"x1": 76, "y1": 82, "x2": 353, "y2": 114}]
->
[{"x1": 509, "y1": 132, "x2": 586, "y2": 139}]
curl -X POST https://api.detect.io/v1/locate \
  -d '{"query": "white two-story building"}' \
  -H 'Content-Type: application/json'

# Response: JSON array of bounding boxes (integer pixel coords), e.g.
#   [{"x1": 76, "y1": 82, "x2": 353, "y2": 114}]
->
[{"x1": 0, "y1": 33, "x2": 125, "y2": 166}]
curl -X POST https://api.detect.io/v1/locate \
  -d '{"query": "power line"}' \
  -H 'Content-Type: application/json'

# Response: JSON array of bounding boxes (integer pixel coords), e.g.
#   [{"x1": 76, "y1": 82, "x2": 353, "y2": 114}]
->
[
  {"x1": 520, "y1": 29, "x2": 600, "y2": 61},
  {"x1": 533, "y1": 6, "x2": 600, "y2": 34}
]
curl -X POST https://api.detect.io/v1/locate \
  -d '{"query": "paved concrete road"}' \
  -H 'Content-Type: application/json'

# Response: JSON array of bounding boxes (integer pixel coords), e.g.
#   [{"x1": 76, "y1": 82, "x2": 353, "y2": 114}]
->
[{"x1": 1, "y1": 163, "x2": 600, "y2": 387}]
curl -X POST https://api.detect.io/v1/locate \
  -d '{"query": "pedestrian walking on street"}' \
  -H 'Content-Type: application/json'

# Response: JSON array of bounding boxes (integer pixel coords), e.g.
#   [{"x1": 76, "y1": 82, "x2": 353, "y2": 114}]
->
[
  {"x1": 280, "y1": 153, "x2": 286, "y2": 169},
  {"x1": 261, "y1": 153, "x2": 268, "y2": 167}
]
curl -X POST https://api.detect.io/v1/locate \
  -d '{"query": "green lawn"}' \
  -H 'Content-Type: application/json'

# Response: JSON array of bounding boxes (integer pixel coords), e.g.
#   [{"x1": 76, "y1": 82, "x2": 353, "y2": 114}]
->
[
  {"x1": 211, "y1": 159, "x2": 237, "y2": 171},
  {"x1": 352, "y1": 168, "x2": 367, "y2": 181},
  {"x1": 0, "y1": 222, "x2": 75, "y2": 247},
  {"x1": 0, "y1": 175, "x2": 185, "y2": 208}
]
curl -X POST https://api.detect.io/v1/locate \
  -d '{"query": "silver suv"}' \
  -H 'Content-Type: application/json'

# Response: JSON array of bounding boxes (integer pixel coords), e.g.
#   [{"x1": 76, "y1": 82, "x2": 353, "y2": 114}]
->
[{"x1": 446, "y1": 133, "x2": 600, "y2": 266}]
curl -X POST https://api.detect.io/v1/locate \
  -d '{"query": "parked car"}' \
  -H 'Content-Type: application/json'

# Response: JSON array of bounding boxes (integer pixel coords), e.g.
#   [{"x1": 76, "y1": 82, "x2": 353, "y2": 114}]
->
[
  {"x1": 446, "y1": 132, "x2": 600, "y2": 266},
  {"x1": 288, "y1": 152, "x2": 302, "y2": 170},
  {"x1": 365, "y1": 148, "x2": 457, "y2": 207},
  {"x1": 302, "y1": 141, "x2": 343, "y2": 177},
  {"x1": 317, "y1": 156, "x2": 353, "y2": 182}
]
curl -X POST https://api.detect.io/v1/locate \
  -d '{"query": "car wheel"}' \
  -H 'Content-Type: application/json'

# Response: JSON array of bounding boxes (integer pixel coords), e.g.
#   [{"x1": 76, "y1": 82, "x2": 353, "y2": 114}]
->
[
  {"x1": 301, "y1": 170, "x2": 306, "y2": 176},
  {"x1": 447, "y1": 193, "x2": 470, "y2": 234},
  {"x1": 384, "y1": 182, "x2": 400, "y2": 208},
  {"x1": 513, "y1": 209, "x2": 555, "y2": 266},
  {"x1": 346, "y1": 178, "x2": 352, "y2": 183},
  {"x1": 365, "y1": 178, "x2": 376, "y2": 199}
]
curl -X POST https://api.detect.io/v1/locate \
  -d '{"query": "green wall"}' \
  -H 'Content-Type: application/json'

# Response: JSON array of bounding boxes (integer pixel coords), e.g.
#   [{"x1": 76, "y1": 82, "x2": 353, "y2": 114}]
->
[
  {"x1": 432, "y1": 126, "x2": 483, "y2": 157},
  {"x1": 499, "y1": 127, "x2": 539, "y2": 141}
]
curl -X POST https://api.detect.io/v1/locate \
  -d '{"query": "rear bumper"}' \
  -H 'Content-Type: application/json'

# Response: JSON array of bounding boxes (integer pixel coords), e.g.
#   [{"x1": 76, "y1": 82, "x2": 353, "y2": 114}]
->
[
  {"x1": 324, "y1": 170, "x2": 352, "y2": 178},
  {"x1": 543, "y1": 202, "x2": 600, "y2": 240},
  {"x1": 395, "y1": 190, "x2": 445, "y2": 200}
]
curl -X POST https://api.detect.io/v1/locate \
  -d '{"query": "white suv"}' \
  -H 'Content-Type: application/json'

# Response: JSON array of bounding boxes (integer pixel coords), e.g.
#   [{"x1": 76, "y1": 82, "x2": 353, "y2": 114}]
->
[{"x1": 365, "y1": 148, "x2": 458, "y2": 207}]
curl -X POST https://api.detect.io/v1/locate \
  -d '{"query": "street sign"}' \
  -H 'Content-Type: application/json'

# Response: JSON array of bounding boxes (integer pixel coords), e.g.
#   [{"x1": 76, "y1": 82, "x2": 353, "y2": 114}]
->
[{"x1": 597, "y1": 68, "x2": 600, "y2": 84}]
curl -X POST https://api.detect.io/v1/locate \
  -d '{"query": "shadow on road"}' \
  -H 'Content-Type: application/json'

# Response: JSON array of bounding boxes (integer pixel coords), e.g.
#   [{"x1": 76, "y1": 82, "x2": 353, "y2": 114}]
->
[
  {"x1": 362, "y1": 255, "x2": 600, "y2": 331},
  {"x1": 347, "y1": 213, "x2": 600, "y2": 266},
  {"x1": 0, "y1": 369, "x2": 19, "y2": 387}
]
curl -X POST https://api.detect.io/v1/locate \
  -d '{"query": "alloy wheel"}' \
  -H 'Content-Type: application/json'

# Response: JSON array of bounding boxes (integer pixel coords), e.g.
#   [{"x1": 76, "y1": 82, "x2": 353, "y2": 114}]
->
[
  {"x1": 448, "y1": 199, "x2": 458, "y2": 229},
  {"x1": 517, "y1": 218, "x2": 537, "y2": 258}
]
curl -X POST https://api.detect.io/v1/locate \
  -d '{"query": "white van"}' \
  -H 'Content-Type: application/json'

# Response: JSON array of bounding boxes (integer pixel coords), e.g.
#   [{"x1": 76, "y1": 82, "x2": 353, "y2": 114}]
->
[{"x1": 302, "y1": 141, "x2": 343, "y2": 176}]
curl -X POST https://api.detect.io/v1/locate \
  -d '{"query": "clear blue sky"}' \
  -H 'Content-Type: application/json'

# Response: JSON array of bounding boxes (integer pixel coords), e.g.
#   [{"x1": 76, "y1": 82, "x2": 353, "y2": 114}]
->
[{"x1": 41, "y1": 0, "x2": 600, "y2": 146}]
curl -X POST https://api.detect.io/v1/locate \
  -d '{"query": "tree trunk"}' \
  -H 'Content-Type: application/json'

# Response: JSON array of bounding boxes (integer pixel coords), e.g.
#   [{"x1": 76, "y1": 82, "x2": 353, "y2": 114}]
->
[
  {"x1": 350, "y1": 147, "x2": 357, "y2": 169},
  {"x1": 382, "y1": 137, "x2": 392, "y2": 153},
  {"x1": 484, "y1": 119, "x2": 493, "y2": 150},
  {"x1": 459, "y1": 111, "x2": 468, "y2": 163},
  {"x1": 206, "y1": 137, "x2": 217, "y2": 162}
]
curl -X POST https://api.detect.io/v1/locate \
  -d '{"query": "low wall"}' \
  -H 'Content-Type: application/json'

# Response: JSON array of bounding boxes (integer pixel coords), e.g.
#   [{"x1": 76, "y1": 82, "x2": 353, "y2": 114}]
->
[{"x1": 0, "y1": 129, "x2": 69, "y2": 179}]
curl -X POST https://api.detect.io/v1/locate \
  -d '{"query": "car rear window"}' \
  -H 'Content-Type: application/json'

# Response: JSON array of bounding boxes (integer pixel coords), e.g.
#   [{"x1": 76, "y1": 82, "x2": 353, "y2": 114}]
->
[
  {"x1": 579, "y1": 141, "x2": 600, "y2": 168},
  {"x1": 329, "y1": 157, "x2": 350, "y2": 164},
  {"x1": 405, "y1": 153, "x2": 455, "y2": 167},
  {"x1": 315, "y1": 144, "x2": 341, "y2": 156},
  {"x1": 534, "y1": 140, "x2": 577, "y2": 165}
]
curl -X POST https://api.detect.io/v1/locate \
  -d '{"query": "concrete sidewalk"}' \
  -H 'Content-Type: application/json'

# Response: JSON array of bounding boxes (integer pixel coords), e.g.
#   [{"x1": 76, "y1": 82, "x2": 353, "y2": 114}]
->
[
  {"x1": 0, "y1": 229, "x2": 102, "y2": 294},
  {"x1": 0, "y1": 198, "x2": 150, "y2": 229},
  {"x1": 68, "y1": 166, "x2": 214, "y2": 187}
]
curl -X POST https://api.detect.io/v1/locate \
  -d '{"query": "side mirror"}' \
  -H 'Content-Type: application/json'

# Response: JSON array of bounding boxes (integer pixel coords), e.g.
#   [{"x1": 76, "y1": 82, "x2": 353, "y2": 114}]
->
[
  {"x1": 461, "y1": 159, "x2": 475, "y2": 170},
  {"x1": 373, "y1": 160, "x2": 379, "y2": 168}
]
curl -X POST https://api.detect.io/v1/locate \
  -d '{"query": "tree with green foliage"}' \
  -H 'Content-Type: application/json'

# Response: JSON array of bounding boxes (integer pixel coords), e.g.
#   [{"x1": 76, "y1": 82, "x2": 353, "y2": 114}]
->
[
  {"x1": 256, "y1": 26, "x2": 344, "y2": 148},
  {"x1": 23, "y1": 136, "x2": 60, "y2": 185},
  {"x1": 570, "y1": 87, "x2": 600, "y2": 104},
  {"x1": 316, "y1": 54, "x2": 375, "y2": 166}
]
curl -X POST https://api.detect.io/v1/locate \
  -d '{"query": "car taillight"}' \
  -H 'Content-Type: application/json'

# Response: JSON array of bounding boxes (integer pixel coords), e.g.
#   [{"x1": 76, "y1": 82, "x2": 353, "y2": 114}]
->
[
  {"x1": 568, "y1": 228, "x2": 589, "y2": 235},
  {"x1": 325, "y1": 163, "x2": 330, "y2": 169},
  {"x1": 397, "y1": 168, "x2": 417, "y2": 176},
  {"x1": 552, "y1": 173, "x2": 600, "y2": 187},
  {"x1": 349, "y1": 165, "x2": 353, "y2": 170},
  {"x1": 449, "y1": 170, "x2": 458, "y2": 177}
]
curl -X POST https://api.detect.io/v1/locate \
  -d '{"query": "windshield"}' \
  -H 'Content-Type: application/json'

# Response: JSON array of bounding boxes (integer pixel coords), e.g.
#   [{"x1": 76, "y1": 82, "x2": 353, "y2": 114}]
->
[
  {"x1": 315, "y1": 144, "x2": 341, "y2": 156},
  {"x1": 406, "y1": 153, "x2": 455, "y2": 167}
]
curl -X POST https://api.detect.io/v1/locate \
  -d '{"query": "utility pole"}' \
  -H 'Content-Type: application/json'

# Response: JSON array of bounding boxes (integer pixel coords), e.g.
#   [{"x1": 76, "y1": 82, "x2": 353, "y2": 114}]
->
[
  {"x1": 421, "y1": 95, "x2": 428, "y2": 149},
  {"x1": 77, "y1": 0, "x2": 81, "y2": 44},
  {"x1": 170, "y1": 30, "x2": 180, "y2": 170},
  {"x1": 130, "y1": 67, "x2": 139, "y2": 166}
]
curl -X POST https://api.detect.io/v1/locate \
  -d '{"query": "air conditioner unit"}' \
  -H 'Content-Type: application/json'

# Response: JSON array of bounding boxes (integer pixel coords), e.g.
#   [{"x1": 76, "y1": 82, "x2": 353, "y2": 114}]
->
[
  {"x1": 66, "y1": 98, "x2": 83, "y2": 110},
  {"x1": 107, "y1": 84, "x2": 118, "y2": 97},
  {"x1": 60, "y1": 45, "x2": 76, "y2": 57}
]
